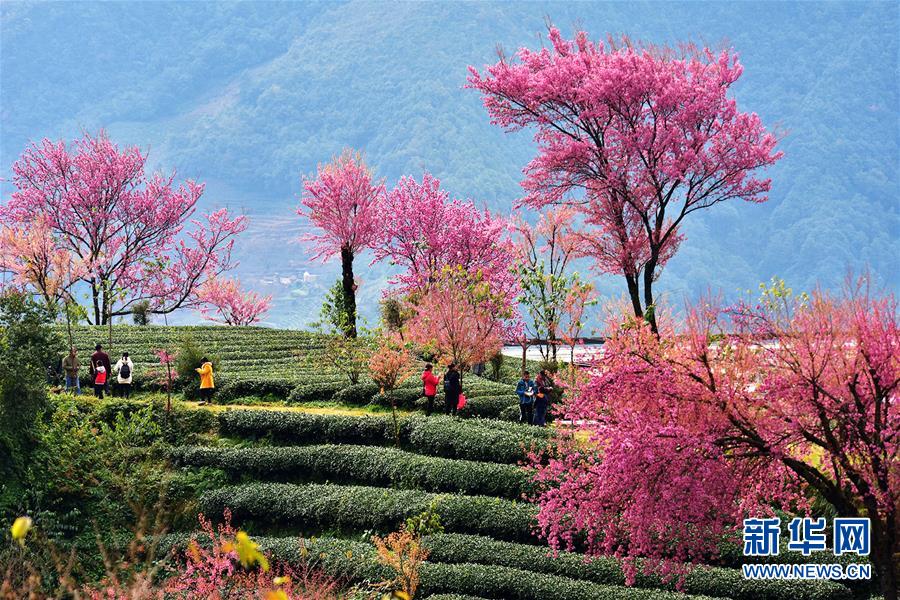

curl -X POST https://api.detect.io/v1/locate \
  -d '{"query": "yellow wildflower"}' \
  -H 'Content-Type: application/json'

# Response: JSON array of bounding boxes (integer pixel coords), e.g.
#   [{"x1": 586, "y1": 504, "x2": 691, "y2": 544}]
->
[
  {"x1": 264, "y1": 590, "x2": 288, "y2": 600},
  {"x1": 273, "y1": 575, "x2": 291, "y2": 586},
  {"x1": 231, "y1": 531, "x2": 270, "y2": 571},
  {"x1": 11, "y1": 516, "x2": 32, "y2": 546}
]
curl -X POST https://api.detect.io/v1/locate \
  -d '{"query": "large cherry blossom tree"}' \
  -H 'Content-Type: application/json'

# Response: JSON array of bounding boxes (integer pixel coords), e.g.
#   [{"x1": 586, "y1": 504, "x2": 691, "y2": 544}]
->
[
  {"x1": 532, "y1": 278, "x2": 898, "y2": 597},
  {"x1": 299, "y1": 150, "x2": 384, "y2": 338},
  {"x1": 469, "y1": 29, "x2": 782, "y2": 332},
  {"x1": 1, "y1": 132, "x2": 247, "y2": 325}
]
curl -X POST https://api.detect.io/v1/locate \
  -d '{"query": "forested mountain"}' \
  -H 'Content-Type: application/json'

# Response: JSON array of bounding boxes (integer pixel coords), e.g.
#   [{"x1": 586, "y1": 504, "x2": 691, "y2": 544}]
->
[{"x1": 2, "y1": 1, "x2": 897, "y2": 328}]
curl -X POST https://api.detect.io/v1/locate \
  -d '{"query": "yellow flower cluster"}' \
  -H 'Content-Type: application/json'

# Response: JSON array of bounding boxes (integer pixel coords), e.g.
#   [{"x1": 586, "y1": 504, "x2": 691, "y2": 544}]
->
[
  {"x1": 222, "y1": 530, "x2": 270, "y2": 571},
  {"x1": 11, "y1": 516, "x2": 32, "y2": 547}
]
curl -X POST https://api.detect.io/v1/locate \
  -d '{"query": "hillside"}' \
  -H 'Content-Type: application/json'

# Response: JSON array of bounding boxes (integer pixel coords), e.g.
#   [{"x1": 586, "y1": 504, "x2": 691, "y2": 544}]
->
[{"x1": 2, "y1": 1, "x2": 898, "y2": 328}]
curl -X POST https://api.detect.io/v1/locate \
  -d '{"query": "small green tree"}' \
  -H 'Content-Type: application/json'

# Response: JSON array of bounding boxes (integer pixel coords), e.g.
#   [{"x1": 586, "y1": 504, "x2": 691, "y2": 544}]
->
[
  {"x1": 0, "y1": 291, "x2": 62, "y2": 513},
  {"x1": 379, "y1": 296, "x2": 409, "y2": 337},
  {"x1": 175, "y1": 336, "x2": 217, "y2": 399},
  {"x1": 131, "y1": 300, "x2": 151, "y2": 326},
  {"x1": 320, "y1": 279, "x2": 351, "y2": 334}
]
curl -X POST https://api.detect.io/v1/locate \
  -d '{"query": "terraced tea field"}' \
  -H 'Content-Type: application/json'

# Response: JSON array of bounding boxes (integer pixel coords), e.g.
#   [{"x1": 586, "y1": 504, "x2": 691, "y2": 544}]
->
[
  {"x1": 69, "y1": 326, "x2": 856, "y2": 598},
  {"x1": 168, "y1": 409, "x2": 852, "y2": 600}
]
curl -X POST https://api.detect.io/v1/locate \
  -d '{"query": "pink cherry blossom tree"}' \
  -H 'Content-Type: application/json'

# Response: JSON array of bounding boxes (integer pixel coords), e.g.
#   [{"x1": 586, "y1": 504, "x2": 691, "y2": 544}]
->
[
  {"x1": 403, "y1": 266, "x2": 510, "y2": 372},
  {"x1": 374, "y1": 173, "x2": 518, "y2": 310},
  {"x1": 1, "y1": 131, "x2": 247, "y2": 325},
  {"x1": 0, "y1": 215, "x2": 83, "y2": 307},
  {"x1": 299, "y1": 149, "x2": 384, "y2": 338},
  {"x1": 0, "y1": 215, "x2": 87, "y2": 347},
  {"x1": 469, "y1": 29, "x2": 783, "y2": 333},
  {"x1": 196, "y1": 277, "x2": 271, "y2": 326},
  {"x1": 531, "y1": 277, "x2": 898, "y2": 597}
]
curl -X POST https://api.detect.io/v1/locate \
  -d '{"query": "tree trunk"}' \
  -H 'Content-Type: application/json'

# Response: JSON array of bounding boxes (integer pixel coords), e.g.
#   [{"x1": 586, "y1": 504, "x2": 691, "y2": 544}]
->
[
  {"x1": 872, "y1": 515, "x2": 898, "y2": 600},
  {"x1": 91, "y1": 278, "x2": 102, "y2": 326},
  {"x1": 548, "y1": 325, "x2": 557, "y2": 362},
  {"x1": 625, "y1": 274, "x2": 643, "y2": 320},
  {"x1": 521, "y1": 346, "x2": 527, "y2": 372},
  {"x1": 340, "y1": 245, "x2": 357, "y2": 338},
  {"x1": 642, "y1": 262, "x2": 658, "y2": 334},
  {"x1": 65, "y1": 302, "x2": 74, "y2": 350}
]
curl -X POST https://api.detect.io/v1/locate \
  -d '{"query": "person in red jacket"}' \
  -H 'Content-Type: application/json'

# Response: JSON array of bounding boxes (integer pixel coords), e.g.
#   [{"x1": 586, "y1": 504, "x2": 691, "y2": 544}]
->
[{"x1": 421, "y1": 363, "x2": 440, "y2": 416}]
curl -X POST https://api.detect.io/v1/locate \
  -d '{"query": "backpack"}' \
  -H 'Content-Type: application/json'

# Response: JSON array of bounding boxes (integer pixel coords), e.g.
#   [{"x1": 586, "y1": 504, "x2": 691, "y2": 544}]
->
[{"x1": 119, "y1": 362, "x2": 131, "y2": 379}]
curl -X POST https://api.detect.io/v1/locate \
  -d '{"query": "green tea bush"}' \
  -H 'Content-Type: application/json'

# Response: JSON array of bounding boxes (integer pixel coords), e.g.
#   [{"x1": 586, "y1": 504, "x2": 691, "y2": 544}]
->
[
  {"x1": 216, "y1": 378, "x2": 295, "y2": 403},
  {"x1": 332, "y1": 382, "x2": 379, "y2": 406},
  {"x1": 370, "y1": 387, "x2": 422, "y2": 409},
  {"x1": 417, "y1": 562, "x2": 711, "y2": 600},
  {"x1": 171, "y1": 444, "x2": 530, "y2": 498},
  {"x1": 457, "y1": 395, "x2": 516, "y2": 420},
  {"x1": 421, "y1": 533, "x2": 850, "y2": 600},
  {"x1": 217, "y1": 411, "x2": 554, "y2": 464},
  {"x1": 286, "y1": 380, "x2": 347, "y2": 404},
  {"x1": 198, "y1": 483, "x2": 537, "y2": 543}
]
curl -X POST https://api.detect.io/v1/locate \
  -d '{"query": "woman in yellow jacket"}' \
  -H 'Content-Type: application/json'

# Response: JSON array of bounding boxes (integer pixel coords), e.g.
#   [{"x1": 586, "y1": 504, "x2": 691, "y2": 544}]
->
[{"x1": 196, "y1": 357, "x2": 215, "y2": 403}]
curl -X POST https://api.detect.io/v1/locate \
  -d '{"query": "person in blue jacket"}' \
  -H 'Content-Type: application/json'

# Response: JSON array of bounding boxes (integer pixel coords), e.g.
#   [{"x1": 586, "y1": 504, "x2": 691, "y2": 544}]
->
[{"x1": 516, "y1": 370, "x2": 537, "y2": 424}]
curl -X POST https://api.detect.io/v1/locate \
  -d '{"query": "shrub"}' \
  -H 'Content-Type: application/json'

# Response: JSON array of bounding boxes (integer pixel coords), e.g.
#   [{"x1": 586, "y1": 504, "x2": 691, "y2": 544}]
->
[
  {"x1": 171, "y1": 444, "x2": 530, "y2": 498},
  {"x1": 217, "y1": 411, "x2": 554, "y2": 464},
  {"x1": 488, "y1": 353, "x2": 504, "y2": 381},
  {"x1": 421, "y1": 533, "x2": 850, "y2": 600},
  {"x1": 198, "y1": 483, "x2": 538, "y2": 543},
  {"x1": 0, "y1": 293, "x2": 62, "y2": 513},
  {"x1": 333, "y1": 382, "x2": 379, "y2": 406},
  {"x1": 287, "y1": 380, "x2": 347, "y2": 404},
  {"x1": 97, "y1": 398, "x2": 218, "y2": 442}
]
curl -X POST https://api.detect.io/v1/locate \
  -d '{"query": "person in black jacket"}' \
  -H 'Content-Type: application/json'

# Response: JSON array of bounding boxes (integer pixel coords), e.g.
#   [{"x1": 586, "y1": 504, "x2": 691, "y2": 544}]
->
[{"x1": 443, "y1": 363, "x2": 462, "y2": 416}]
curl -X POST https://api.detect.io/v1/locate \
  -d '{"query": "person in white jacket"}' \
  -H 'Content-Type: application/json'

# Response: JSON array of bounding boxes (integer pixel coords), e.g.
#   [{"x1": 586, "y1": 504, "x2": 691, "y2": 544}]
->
[{"x1": 115, "y1": 352, "x2": 135, "y2": 399}]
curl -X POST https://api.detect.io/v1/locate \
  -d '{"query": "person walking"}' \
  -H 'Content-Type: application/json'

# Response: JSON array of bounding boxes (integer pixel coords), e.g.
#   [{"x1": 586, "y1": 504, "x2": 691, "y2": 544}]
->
[
  {"x1": 93, "y1": 364, "x2": 107, "y2": 398},
  {"x1": 516, "y1": 370, "x2": 537, "y2": 424},
  {"x1": 62, "y1": 347, "x2": 80, "y2": 395},
  {"x1": 90, "y1": 344, "x2": 112, "y2": 395},
  {"x1": 533, "y1": 369, "x2": 554, "y2": 427},
  {"x1": 114, "y1": 352, "x2": 134, "y2": 399},
  {"x1": 421, "y1": 363, "x2": 440, "y2": 416},
  {"x1": 196, "y1": 357, "x2": 215, "y2": 404},
  {"x1": 443, "y1": 363, "x2": 461, "y2": 416}
]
